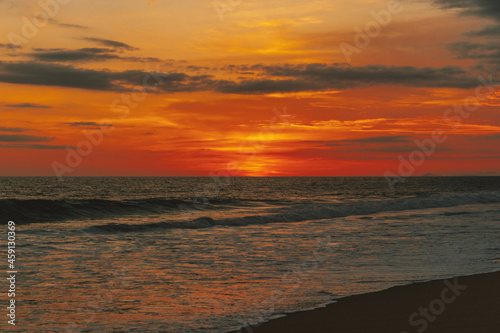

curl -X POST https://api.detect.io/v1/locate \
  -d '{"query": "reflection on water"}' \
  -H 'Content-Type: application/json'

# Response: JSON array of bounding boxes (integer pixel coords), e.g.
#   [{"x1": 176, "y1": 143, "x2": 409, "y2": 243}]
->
[{"x1": 14, "y1": 203, "x2": 500, "y2": 332}]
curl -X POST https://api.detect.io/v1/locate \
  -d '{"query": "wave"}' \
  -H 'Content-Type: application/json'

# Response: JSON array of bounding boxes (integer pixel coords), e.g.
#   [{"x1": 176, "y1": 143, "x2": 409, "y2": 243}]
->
[
  {"x1": 87, "y1": 191, "x2": 500, "y2": 233},
  {"x1": 0, "y1": 198, "x2": 236, "y2": 224}
]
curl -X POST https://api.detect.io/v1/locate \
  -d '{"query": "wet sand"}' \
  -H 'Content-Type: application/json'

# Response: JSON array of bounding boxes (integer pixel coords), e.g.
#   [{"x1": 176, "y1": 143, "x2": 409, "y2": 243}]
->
[{"x1": 230, "y1": 271, "x2": 500, "y2": 333}]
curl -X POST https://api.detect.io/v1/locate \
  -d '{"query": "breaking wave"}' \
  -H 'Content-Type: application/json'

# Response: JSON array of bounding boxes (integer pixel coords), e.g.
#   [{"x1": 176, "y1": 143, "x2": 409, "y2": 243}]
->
[
  {"x1": 0, "y1": 198, "x2": 232, "y2": 224},
  {"x1": 85, "y1": 191, "x2": 500, "y2": 233}
]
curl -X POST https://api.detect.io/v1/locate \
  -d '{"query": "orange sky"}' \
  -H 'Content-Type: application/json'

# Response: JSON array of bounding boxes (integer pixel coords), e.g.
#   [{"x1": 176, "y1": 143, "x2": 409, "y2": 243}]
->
[{"x1": 0, "y1": 0, "x2": 499, "y2": 176}]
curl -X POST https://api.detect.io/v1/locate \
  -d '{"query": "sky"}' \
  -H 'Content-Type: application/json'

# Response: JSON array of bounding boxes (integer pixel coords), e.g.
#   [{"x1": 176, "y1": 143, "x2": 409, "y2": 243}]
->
[{"x1": 0, "y1": 0, "x2": 499, "y2": 177}]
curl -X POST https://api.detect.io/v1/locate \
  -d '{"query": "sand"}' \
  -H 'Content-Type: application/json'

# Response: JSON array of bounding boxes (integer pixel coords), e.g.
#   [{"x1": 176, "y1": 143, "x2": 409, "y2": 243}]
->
[{"x1": 229, "y1": 271, "x2": 500, "y2": 333}]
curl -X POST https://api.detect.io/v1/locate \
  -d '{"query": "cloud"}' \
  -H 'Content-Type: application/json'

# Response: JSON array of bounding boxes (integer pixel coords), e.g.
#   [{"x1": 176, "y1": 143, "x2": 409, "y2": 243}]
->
[
  {"x1": 447, "y1": 42, "x2": 500, "y2": 59},
  {"x1": 0, "y1": 43, "x2": 20, "y2": 50},
  {"x1": 353, "y1": 145, "x2": 451, "y2": 153},
  {"x1": 0, "y1": 135, "x2": 54, "y2": 142},
  {"x1": 314, "y1": 135, "x2": 413, "y2": 147},
  {"x1": 0, "y1": 61, "x2": 489, "y2": 94},
  {"x1": 447, "y1": 42, "x2": 500, "y2": 69},
  {"x1": 30, "y1": 48, "x2": 120, "y2": 62},
  {"x1": 215, "y1": 79, "x2": 315, "y2": 94},
  {"x1": 0, "y1": 143, "x2": 75, "y2": 149},
  {"x1": 66, "y1": 121, "x2": 113, "y2": 127},
  {"x1": 260, "y1": 63, "x2": 478, "y2": 87},
  {"x1": 469, "y1": 133, "x2": 500, "y2": 140},
  {"x1": 295, "y1": 140, "x2": 349, "y2": 147},
  {"x1": 29, "y1": 48, "x2": 160, "y2": 63},
  {"x1": 0, "y1": 61, "x2": 176, "y2": 91},
  {"x1": 0, "y1": 61, "x2": 125, "y2": 91},
  {"x1": 300, "y1": 136, "x2": 420, "y2": 147},
  {"x1": 80, "y1": 38, "x2": 138, "y2": 51},
  {"x1": 465, "y1": 25, "x2": 500, "y2": 37},
  {"x1": 341, "y1": 135, "x2": 412, "y2": 143},
  {"x1": 215, "y1": 64, "x2": 483, "y2": 94},
  {"x1": 5, "y1": 103, "x2": 51, "y2": 108},
  {"x1": 433, "y1": 0, "x2": 500, "y2": 21},
  {"x1": 433, "y1": 1, "x2": 500, "y2": 71},
  {"x1": 0, "y1": 127, "x2": 29, "y2": 133},
  {"x1": 49, "y1": 19, "x2": 88, "y2": 30}
]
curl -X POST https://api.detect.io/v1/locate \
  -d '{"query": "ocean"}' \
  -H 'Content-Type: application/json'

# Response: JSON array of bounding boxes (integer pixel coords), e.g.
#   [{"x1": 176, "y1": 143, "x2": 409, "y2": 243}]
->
[{"x1": 2, "y1": 176, "x2": 500, "y2": 332}]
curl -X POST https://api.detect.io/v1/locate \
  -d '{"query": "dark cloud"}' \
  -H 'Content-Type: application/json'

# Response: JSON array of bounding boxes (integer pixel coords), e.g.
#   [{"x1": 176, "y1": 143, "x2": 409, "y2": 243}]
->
[
  {"x1": 0, "y1": 43, "x2": 20, "y2": 50},
  {"x1": 466, "y1": 25, "x2": 500, "y2": 37},
  {"x1": 5, "y1": 103, "x2": 51, "y2": 108},
  {"x1": 308, "y1": 136, "x2": 413, "y2": 147},
  {"x1": 15, "y1": 144, "x2": 70, "y2": 149},
  {"x1": 0, "y1": 60, "x2": 489, "y2": 94},
  {"x1": 433, "y1": 0, "x2": 500, "y2": 70},
  {"x1": 264, "y1": 147, "x2": 455, "y2": 160},
  {"x1": 352, "y1": 145, "x2": 451, "y2": 153},
  {"x1": 215, "y1": 79, "x2": 316, "y2": 94},
  {"x1": 433, "y1": 0, "x2": 500, "y2": 21},
  {"x1": 29, "y1": 48, "x2": 160, "y2": 63},
  {"x1": 81, "y1": 38, "x2": 138, "y2": 51},
  {"x1": 296, "y1": 140, "x2": 349, "y2": 147},
  {"x1": 215, "y1": 64, "x2": 482, "y2": 94},
  {"x1": 433, "y1": 1, "x2": 500, "y2": 71},
  {"x1": 186, "y1": 65, "x2": 211, "y2": 71},
  {"x1": 469, "y1": 133, "x2": 500, "y2": 140},
  {"x1": 0, "y1": 60, "x2": 174, "y2": 91},
  {"x1": 31, "y1": 48, "x2": 120, "y2": 62},
  {"x1": 447, "y1": 42, "x2": 500, "y2": 68},
  {"x1": 257, "y1": 63, "x2": 479, "y2": 88},
  {"x1": 123, "y1": 56, "x2": 162, "y2": 63},
  {"x1": 0, "y1": 143, "x2": 76, "y2": 150},
  {"x1": 0, "y1": 60, "x2": 171, "y2": 91},
  {"x1": 0, "y1": 61, "x2": 126, "y2": 91},
  {"x1": 0, "y1": 127, "x2": 29, "y2": 133},
  {"x1": 301, "y1": 136, "x2": 423, "y2": 147},
  {"x1": 67, "y1": 122, "x2": 113, "y2": 127},
  {"x1": 49, "y1": 19, "x2": 88, "y2": 30},
  {"x1": 0, "y1": 135, "x2": 54, "y2": 143},
  {"x1": 342, "y1": 135, "x2": 413, "y2": 143},
  {"x1": 447, "y1": 42, "x2": 500, "y2": 59}
]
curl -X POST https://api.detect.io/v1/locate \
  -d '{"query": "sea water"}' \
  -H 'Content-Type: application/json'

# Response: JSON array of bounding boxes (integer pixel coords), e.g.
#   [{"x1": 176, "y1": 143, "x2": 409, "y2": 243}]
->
[{"x1": 1, "y1": 177, "x2": 499, "y2": 332}]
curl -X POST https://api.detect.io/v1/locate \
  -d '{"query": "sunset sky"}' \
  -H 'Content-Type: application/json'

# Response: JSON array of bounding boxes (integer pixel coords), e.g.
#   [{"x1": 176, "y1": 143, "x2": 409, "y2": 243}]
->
[{"x1": 0, "y1": 0, "x2": 499, "y2": 176}]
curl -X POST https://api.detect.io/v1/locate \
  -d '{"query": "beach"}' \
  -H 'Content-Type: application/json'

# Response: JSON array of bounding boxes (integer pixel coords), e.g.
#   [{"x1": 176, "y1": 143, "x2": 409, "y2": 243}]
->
[
  {"x1": 238, "y1": 271, "x2": 500, "y2": 333},
  {"x1": 3, "y1": 0, "x2": 500, "y2": 330}
]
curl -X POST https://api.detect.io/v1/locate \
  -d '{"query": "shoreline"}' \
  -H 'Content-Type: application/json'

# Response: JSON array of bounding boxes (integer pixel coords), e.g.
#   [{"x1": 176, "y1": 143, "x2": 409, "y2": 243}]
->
[{"x1": 229, "y1": 271, "x2": 500, "y2": 333}]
